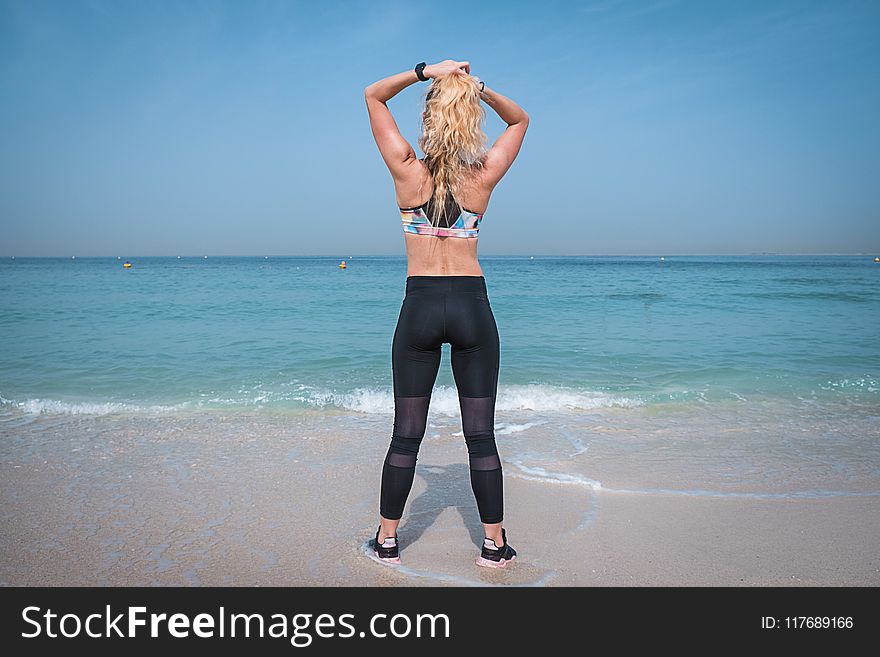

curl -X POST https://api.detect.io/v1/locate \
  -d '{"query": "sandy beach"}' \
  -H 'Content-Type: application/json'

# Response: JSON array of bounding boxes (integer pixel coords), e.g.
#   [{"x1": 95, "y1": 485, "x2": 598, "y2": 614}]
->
[{"x1": 2, "y1": 409, "x2": 877, "y2": 587}]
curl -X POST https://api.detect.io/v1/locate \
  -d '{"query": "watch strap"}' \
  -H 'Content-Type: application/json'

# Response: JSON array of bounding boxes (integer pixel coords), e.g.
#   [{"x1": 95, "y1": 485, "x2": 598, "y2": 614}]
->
[{"x1": 414, "y1": 62, "x2": 428, "y2": 82}]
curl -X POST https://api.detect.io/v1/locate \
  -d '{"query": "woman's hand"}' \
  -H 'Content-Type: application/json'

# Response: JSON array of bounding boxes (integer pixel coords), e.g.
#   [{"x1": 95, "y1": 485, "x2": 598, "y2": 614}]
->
[{"x1": 424, "y1": 59, "x2": 470, "y2": 79}]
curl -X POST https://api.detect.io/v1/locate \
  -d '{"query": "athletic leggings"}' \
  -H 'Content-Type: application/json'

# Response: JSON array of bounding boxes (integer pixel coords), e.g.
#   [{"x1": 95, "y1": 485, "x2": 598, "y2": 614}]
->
[{"x1": 380, "y1": 275, "x2": 504, "y2": 525}]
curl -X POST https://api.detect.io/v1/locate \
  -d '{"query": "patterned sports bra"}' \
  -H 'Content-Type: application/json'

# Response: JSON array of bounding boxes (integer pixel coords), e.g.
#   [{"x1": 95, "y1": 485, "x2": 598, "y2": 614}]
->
[
  {"x1": 399, "y1": 191, "x2": 484, "y2": 239},
  {"x1": 398, "y1": 160, "x2": 484, "y2": 238}
]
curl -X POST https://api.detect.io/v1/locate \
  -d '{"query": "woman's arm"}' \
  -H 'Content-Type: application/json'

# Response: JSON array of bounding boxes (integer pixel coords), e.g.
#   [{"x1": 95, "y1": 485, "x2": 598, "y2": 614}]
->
[
  {"x1": 364, "y1": 60, "x2": 470, "y2": 180},
  {"x1": 364, "y1": 69, "x2": 420, "y2": 104},
  {"x1": 479, "y1": 84, "x2": 529, "y2": 126},
  {"x1": 364, "y1": 59, "x2": 470, "y2": 101},
  {"x1": 364, "y1": 70, "x2": 421, "y2": 178},
  {"x1": 475, "y1": 81, "x2": 530, "y2": 188}
]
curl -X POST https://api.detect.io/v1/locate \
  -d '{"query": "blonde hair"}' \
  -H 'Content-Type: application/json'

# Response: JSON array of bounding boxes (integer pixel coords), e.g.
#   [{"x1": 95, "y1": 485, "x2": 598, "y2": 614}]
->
[{"x1": 417, "y1": 73, "x2": 489, "y2": 225}]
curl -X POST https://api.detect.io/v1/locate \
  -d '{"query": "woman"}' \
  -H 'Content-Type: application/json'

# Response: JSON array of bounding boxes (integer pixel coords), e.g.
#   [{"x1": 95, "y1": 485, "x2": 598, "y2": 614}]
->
[{"x1": 364, "y1": 59, "x2": 529, "y2": 569}]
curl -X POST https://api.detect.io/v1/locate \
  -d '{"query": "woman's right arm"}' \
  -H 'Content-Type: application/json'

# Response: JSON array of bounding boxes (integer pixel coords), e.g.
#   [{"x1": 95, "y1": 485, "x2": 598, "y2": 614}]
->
[
  {"x1": 478, "y1": 83, "x2": 530, "y2": 187},
  {"x1": 481, "y1": 85, "x2": 529, "y2": 126}
]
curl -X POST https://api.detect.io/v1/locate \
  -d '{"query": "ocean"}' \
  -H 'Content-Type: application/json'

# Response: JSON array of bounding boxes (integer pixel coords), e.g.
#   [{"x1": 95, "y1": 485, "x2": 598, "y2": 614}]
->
[{"x1": 2, "y1": 254, "x2": 879, "y2": 498}]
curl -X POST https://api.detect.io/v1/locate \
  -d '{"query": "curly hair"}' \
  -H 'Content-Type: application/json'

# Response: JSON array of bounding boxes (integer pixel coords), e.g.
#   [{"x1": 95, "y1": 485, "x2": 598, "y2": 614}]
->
[{"x1": 417, "y1": 73, "x2": 489, "y2": 226}]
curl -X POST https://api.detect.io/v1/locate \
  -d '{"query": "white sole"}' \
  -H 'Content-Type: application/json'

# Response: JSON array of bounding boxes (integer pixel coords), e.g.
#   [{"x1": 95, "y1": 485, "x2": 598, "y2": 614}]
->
[{"x1": 476, "y1": 554, "x2": 516, "y2": 569}]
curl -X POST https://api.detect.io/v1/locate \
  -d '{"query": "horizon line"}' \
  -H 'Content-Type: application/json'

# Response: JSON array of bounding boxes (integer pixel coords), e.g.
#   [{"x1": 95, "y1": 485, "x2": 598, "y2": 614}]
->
[{"x1": 2, "y1": 253, "x2": 879, "y2": 258}]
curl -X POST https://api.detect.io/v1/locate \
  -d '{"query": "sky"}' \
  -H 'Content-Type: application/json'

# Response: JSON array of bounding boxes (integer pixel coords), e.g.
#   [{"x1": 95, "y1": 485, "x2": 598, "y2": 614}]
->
[{"x1": 1, "y1": 0, "x2": 878, "y2": 256}]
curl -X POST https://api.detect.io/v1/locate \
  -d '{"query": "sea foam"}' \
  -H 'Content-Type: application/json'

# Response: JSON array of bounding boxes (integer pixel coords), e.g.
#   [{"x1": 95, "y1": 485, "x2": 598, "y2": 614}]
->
[
  {"x1": 302, "y1": 383, "x2": 642, "y2": 415},
  {"x1": 0, "y1": 384, "x2": 642, "y2": 417}
]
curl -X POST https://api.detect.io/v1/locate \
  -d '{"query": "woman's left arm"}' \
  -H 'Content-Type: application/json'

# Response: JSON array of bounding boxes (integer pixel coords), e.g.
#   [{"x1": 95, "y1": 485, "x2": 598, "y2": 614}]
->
[
  {"x1": 364, "y1": 69, "x2": 423, "y2": 179},
  {"x1": 364, "y1": 60, "x2": 470, "y2": 180}
]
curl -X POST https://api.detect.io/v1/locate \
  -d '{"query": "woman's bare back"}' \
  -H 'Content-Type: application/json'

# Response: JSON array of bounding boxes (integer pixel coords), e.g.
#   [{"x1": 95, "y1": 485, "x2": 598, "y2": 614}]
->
[{"x1": 395, "y1": 158, "x2": 493, "y2": 276}]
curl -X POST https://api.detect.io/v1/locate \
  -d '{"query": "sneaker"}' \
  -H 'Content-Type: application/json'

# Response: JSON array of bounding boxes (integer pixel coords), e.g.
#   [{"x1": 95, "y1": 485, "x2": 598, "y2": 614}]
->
[
  {"x1": 371, "y1": 527, "x2": 401, "y2": 564},
  {"x1": 475, "y1": 527, "x2": 517, "y2": 569}
]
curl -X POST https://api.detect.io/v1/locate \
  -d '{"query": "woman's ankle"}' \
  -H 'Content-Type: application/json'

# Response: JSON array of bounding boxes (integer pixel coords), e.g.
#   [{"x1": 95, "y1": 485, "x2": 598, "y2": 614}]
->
[
  {"x1": 379, "y1": 517, "x2": 400, "y2": 543},
  {"x1": 483, "y1": 523, "x2": 504, "y2": 546}
]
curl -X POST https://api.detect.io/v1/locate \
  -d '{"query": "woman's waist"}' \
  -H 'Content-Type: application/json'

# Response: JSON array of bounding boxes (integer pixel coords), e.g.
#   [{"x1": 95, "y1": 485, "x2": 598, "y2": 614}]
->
[
  {"x1": 405, "y1": 261, "x2": 484, "y2": 279},
  {"x1": 405, "y1": 274, "x2": 487, "y2": 296}
]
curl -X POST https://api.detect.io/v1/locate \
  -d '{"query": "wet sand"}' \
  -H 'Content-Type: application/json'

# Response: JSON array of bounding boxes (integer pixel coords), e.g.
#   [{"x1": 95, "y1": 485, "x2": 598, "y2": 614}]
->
[{"x1": 1, "y1": 410, "x2": 878, "y2": 586}]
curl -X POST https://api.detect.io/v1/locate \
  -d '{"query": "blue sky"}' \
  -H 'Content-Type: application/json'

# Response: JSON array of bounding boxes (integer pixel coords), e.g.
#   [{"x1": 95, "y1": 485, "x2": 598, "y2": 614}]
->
[{"x1": 1, "y1": 0, "x2": 878, "y2": 256}]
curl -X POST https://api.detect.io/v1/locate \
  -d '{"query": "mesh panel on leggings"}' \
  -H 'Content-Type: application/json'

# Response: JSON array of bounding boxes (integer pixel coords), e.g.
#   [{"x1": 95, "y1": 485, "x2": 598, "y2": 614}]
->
[
  {"x1": 380, "y1": 395, "x2": 431, "y2": 520},
  {"x1": 386, "y1": 452, "x2": 416, "y2": 468},
  {"x1": 469, "y1": 454, "x2": 502, "y2": 471},
  {"x1": 459, "y1": 396, "x2": 503, "y2": 524},
  {"x1": 393, "y1": 396, "x2": 432, "y2": 442},
  {"x1": 459, "y1": 396, "x2": 496, "y2": 453}
]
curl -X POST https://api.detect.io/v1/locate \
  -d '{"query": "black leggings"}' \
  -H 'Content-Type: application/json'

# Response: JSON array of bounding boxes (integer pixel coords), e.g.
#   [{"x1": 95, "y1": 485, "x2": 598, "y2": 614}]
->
[{"x1": 380, "y1": 275, "x2": 503, "y2": 525}]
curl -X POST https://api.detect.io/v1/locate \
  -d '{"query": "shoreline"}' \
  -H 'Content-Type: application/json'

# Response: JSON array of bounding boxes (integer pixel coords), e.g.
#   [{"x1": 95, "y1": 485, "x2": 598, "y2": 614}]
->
[{"x1": 1, "y1": 409, "x2": 877, "y2": 586}]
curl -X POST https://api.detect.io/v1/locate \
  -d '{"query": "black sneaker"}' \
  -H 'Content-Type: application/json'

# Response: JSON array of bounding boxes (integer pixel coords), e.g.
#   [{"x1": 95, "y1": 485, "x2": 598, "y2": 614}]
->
[
  {"x1": 475, "y1": 527, "x2": 517, "y2": 569},
  {"x1": 371, "y1": 527, "x2": 401, "y2": 564}
]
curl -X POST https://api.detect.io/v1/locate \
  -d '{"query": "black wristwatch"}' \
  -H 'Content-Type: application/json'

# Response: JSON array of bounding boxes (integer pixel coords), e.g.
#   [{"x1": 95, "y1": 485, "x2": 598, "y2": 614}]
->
[{"x1": 414, "y1": 62, "x2": 429, "y2": 82}]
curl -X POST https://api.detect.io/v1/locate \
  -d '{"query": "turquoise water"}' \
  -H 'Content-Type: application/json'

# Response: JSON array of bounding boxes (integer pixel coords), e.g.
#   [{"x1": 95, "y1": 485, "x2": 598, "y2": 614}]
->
[
  {"x1": 0, "y1": 255, "x2": 878, "y2": 414},
  {"x1": 1, "y1": 254, "x2": 879, "y2": 496}
]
